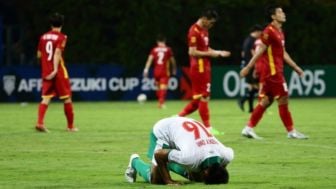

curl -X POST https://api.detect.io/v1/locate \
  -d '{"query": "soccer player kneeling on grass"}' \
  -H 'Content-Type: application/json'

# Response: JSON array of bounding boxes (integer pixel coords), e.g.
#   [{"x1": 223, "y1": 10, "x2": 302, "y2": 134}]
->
[{"x1": 125, "y1": 116, "x2": 234, "y2": 185}]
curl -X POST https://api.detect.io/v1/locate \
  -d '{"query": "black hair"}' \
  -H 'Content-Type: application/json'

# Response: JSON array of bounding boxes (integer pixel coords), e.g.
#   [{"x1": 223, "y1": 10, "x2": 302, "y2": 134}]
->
[
  {"x1": 201, "y1": 8, "x2": 219, "y2": 20},
  {"x1": 203, "y1": 163, "x2": 229, "y2": 185},
  {"x1": 250, "y1": 24, "x2": 263, "y2": 33},
  {"x1": 156, "y1": 34, "x2": 166, "y2": 42},
  {"x1": 49, "y1": 12, "x2": 64, "y2": 27},
  {"x1": 265, "y1": 4, "x2": 282, "y2": 22}
]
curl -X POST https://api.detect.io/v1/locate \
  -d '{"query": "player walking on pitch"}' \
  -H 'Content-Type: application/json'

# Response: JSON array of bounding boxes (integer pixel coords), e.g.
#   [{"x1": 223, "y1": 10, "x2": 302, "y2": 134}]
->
[
  {"x1": 177, "y1": 8, "x2": 230, "y2": 135},
  {"x1": 143, "y1": 34, "x2": 177, "y2": 109},
  {"x1": 35, "y1": 12, "x2": 78, "y2": 132},
  {"x1": 240, "y1": 5, "x2": 307, "y2": 139}
]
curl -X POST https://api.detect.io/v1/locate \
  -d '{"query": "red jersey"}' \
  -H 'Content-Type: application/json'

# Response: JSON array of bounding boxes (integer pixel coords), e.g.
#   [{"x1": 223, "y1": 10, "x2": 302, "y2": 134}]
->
[
  {"x1": 259, "y1": 24, "x2": 285, "y2": 81},
  {"x1": 150, "y1": 46, "x2": 173, "y2": 77},
  {"x1": 254, "y1": 38, "x2": 266, "y2": 80},
  {"x1": 38, "y1": 30, "x2": 68, "y2": 79},
  {"x1": 188, "y1": 23, "x2": 210, "y2": 74}
]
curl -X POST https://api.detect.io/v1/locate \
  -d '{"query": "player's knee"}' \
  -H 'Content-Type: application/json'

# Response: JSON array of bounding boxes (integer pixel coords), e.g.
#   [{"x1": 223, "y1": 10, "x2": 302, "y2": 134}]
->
[
  {"x1": 260, "y1": 96, "x2": 271, "y2": 107},
  {"x1": 63, "y1": 97, "x2": 72, "y2": 103},
  {"x1": 277, "y1": 96, "x2": 288, "y2": 105}
]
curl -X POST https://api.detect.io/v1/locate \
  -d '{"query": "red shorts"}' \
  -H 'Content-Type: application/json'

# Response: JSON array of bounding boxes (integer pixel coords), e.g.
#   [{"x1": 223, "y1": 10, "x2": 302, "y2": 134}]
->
[
  {"x1": 259, "y1": 77, "x2": 288, "y2": 99},
  {"x1": 154, "y1": 75, "x2": 169, "y2": 86},
  {"x1": 154, "y1": 69, "x2": 169, "y2": 86},
  {"x1": 41, "y1": 76, "x2": 72, "y2": 99},
  {"x1": 190, "y1": 67, "x2": 211, "y2": 99}
]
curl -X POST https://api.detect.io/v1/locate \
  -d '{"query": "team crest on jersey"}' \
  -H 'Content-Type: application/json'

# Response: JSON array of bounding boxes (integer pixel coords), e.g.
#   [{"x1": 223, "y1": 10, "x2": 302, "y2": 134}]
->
[{"x1": 3, "y1": 75, "x2": 16, "y2": 96}]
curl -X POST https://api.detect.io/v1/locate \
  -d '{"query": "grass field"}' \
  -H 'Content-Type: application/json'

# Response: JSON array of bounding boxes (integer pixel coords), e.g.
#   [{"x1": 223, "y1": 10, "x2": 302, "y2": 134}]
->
[{"x1": 0, "y1": 98, "x2": 336, "y2": 188}]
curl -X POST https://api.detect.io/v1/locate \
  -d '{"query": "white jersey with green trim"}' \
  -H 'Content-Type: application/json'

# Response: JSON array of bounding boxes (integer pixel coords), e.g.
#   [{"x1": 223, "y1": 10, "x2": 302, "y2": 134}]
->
[{"x1": 152, "y1": 116, "x2": 234, "y2": 171}]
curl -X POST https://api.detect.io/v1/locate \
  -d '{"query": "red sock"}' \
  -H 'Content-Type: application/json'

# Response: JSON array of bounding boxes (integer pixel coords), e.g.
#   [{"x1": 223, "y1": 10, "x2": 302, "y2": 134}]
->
[
  {"x1": 178, "y1": 99, "x2": 199, "y2": 116},
  {"x1": 247, "y1": 104, "x2": 266, "y2": 128},
  {"x1": 278, "y1": 104, "x2": 294, "y2": 132},
  {"x1": 37, "y1": 103, "x2": 48, "y2": 126},
  {"x1": 156, "y1": 90, "x2": 161, "y2": 102},
  {"x1": 64, "y1": 102, "x2": 74, "y2": 128},
  {"x1": 199, "y1": 100, "x2": 210, "y2": 128},
  {"x1": 158, "y1": 89, "x2": 166, "y2": 105}
]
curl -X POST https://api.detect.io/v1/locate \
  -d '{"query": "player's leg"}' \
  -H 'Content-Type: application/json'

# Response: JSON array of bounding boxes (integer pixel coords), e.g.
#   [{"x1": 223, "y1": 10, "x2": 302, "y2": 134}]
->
[
  {"x1": 36, "y1": 80, "x2": 54, "y2": 132},
  {"x1": 241, "y1": 94, "x2": 270, "y2": 139},
  {"x1": 63, "y1": 97, "x2": 77, "y2": 131},
  {"x1": 195, "y1": 73, "x2": 211, "y2": 128},
  {"x1": 198, "y1": 96, "x2": 210, "y2": 128},
  {"x1": 238, "y1": 83, "x2": 251, "y2": 112},
  {"x1": 36, "y1": 97, "x2": 52, "y2": 132},
  {"x1": 57, "y1": 77, "x2": 77, "y2": 131},
  {"x1": 247, "y1": 85, "x2": 258, "y2": 113},
  {"x1": 178, "y1": 98, "x2": 200, "y2": 116},
  {"x1": 277, "y1": 96, "x2": 308, "y2": 139},
  {"x1": 158, "y1": 77, "x2": 168, "y2": 109},
  {"x1": 277, "y1": 95, "x2": 293, "y2": 131},
  {"x1": 125, "y1": 154, "x2": 152, "y2": 183}
]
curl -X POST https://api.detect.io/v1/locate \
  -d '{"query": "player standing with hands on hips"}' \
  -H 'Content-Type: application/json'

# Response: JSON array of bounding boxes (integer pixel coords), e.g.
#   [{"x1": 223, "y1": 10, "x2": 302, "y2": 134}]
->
[
  {"x1": 35, "y1": 12, "x2": 78, "y2": 133},
  {"x1": 240, "y1": 5, "x2": 307, "y2": 139},
  {"x1": 178, "y1": 8, "x2": 231, "y2": 135}
]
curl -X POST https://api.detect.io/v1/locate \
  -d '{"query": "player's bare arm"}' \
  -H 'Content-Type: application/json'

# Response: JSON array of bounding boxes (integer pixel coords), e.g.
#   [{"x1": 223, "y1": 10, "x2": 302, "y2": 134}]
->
[
  {"x1": 37, "y1": 50, "x2": 42, "y2": 59},
  {"x1": 170, "y1": 57, "x2": 177, "y2": 75},
  {"x1": 209, "y1": 47, "x2": 231, "y2": 58},
  {"x1": 154, "y1": 149, "x2": 180, "y2": 185},
  {"x1": 240, "y1": 43, "x2": 267, "y2": 77},
  {"x1": 45, "y1": 48, "x2": 61, "y2": 80},
  {"x1": 143, "y1": 55, "x2": 153, "y2": 78},
  {"x1": 284, "y1": 50, "x2": 304, "y2": 77},
  {"x1": 189, "y1": 46, "x2": 229, "y2": 58}
]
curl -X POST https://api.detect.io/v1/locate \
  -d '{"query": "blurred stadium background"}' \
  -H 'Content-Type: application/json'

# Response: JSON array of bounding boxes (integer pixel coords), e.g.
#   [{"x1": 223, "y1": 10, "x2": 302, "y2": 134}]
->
[{"x1": 1, "y1": 0, "x2": 336, "y2": 102}]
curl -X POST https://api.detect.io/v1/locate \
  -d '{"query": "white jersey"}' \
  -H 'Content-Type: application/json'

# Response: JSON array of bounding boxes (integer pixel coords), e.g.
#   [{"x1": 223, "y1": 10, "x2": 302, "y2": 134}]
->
[{"x1": 152, "y1": 117, "x2": 234, "y2": 172}]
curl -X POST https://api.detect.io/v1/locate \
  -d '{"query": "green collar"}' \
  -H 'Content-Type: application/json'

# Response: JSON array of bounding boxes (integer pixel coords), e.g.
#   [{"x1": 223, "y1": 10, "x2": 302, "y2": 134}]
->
[{"x1": 201, "y1": 156, "x2": 222, "y2": 169}]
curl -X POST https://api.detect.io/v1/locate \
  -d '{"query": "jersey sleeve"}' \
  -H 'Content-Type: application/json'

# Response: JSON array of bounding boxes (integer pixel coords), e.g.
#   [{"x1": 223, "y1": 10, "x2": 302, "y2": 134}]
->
[
  {"x1": 260, "y1": 27, "x2": 272, "y2": 46},
  {"x1": 188, "y1": 29, "x2": 198, "y2": 47},
  {"x1": 218, "y1": 145, "x2": 234, "y2": 165},
  {"x1": 168, "y1": 149, "x2": 186, "y2": 165},
  {"x1": 150, "y1": 48, "x2": 156, "y2": 57}
]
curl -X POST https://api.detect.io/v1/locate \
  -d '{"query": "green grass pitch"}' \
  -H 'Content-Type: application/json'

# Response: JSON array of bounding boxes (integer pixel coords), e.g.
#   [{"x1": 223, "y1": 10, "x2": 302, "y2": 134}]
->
[{"x1": 0, "y1": 98, "x2": 335, "y2": 188}]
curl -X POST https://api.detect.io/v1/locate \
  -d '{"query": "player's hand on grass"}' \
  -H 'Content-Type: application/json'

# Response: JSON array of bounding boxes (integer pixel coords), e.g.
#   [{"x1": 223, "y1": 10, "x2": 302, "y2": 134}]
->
[{"x1": 166, "y1": 180, "x2": 183, "y2": 186}]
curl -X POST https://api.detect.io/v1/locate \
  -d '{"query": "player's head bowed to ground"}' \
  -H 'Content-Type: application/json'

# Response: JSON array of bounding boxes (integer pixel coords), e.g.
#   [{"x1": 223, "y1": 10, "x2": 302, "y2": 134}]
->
[{"x1": 125, "y1": 116, "x2": 234, "y2": 185}]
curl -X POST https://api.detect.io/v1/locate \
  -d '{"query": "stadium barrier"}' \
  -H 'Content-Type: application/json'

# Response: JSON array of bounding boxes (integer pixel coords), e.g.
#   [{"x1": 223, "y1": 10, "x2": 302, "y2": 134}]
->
[{"x1": 0, "y1": 64, "x2": 334, "y2": 102}]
